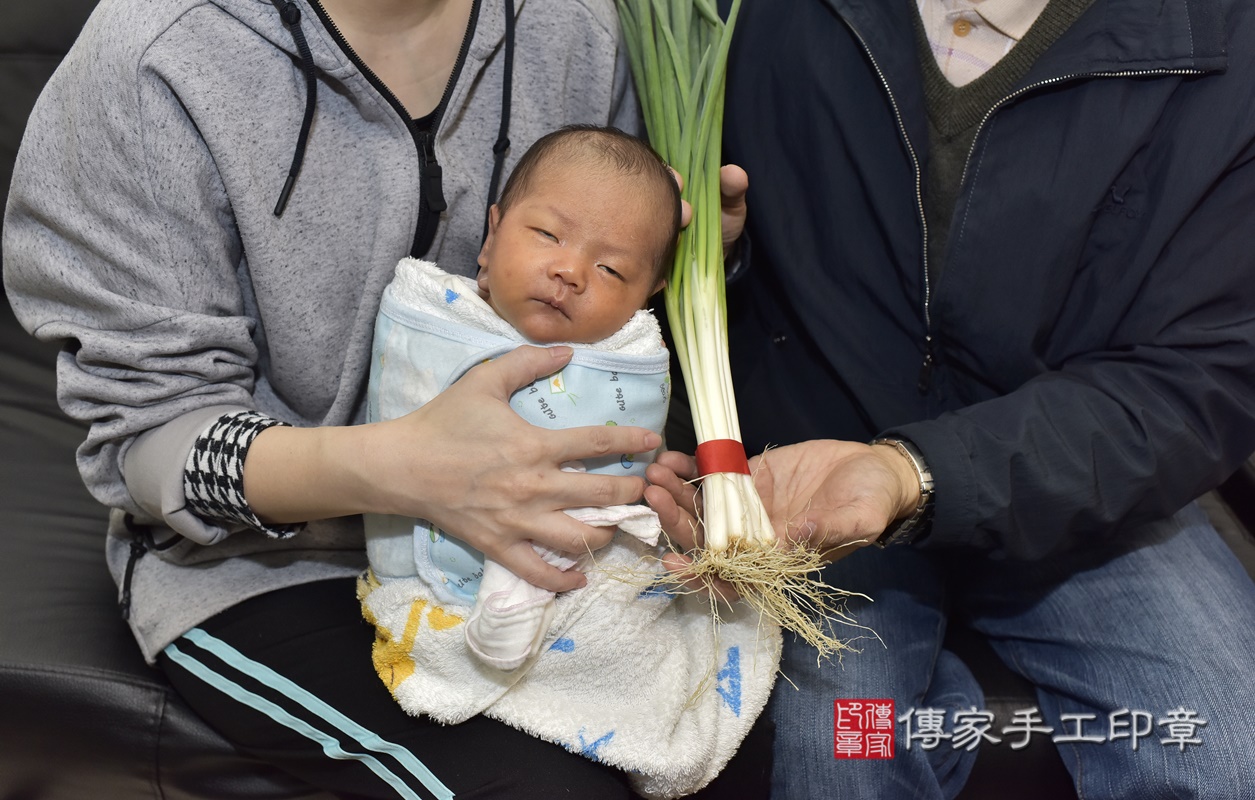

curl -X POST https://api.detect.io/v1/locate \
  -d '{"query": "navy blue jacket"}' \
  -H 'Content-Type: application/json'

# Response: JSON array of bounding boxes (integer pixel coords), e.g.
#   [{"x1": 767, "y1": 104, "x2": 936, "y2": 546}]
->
[{"x1": 724, "y1": 0, "x2": 1255, "y2": 557}]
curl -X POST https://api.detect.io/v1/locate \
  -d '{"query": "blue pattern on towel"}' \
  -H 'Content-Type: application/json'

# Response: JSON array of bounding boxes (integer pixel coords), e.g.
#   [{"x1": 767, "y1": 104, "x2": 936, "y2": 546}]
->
[
  {"x1": 637, "y1": 578, "x2": 676, "y2": 600},
  {"x1": 576, "y1": 727, "x2": 616, "y2": 762},
  {"x1": 716, "y1": 646, "x2": 742, "y2": 717}
]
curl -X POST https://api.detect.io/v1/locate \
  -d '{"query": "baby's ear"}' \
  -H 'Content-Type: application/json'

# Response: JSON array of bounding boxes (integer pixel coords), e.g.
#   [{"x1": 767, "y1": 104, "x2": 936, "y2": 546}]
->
[{"x1": 477, "y1": 205, "x2": 502, "y2": 270}]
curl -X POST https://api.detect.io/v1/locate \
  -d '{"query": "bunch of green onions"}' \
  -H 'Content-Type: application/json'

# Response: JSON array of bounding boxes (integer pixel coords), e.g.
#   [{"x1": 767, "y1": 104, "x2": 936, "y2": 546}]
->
[{"x1": 616, "y1": 0, "x2": 851, "y2": 658}]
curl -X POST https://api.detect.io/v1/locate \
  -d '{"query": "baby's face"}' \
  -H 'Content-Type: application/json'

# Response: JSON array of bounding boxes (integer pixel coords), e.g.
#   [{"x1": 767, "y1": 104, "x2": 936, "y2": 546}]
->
[{"x1": 476, "y1": 164, "x2": 667, "y2": 343}]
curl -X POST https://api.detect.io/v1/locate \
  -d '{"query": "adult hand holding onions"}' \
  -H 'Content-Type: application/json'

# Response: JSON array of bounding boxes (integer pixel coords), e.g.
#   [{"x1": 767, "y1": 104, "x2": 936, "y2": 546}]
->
[{"x1": 649, "y1": 439, "x2": 923, "y2": 564}]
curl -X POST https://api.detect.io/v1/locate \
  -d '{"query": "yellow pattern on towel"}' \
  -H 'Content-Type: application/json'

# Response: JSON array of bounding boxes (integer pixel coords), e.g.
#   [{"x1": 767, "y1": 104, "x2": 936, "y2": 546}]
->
[{"x1": 359, "y1": 573, "x2": 465, "y2": 694}]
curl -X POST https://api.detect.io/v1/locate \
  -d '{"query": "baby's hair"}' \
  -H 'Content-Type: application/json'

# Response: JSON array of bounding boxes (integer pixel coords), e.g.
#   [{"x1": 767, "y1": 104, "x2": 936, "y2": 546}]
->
[{"x1": 497, "y1": 125, "x2": 681, "y2": 281}]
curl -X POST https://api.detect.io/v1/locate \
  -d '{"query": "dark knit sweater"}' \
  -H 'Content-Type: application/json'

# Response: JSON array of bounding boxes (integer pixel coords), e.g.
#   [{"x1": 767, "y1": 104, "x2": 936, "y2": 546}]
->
[{"x1": 916, "y1": 0, "x2": 1095, "y2": 278}]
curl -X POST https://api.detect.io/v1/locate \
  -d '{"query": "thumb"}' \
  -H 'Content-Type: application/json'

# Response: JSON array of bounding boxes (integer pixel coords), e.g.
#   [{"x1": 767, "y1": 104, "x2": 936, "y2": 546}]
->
[
  {"x1": 719, "y1": 164, "x2": 749, "y2": 250},
  {"x1": 720, "y1": 163, "x2": 749, "y2": 206},
  {"x1": 462, "y1": 344, "x2": 574, "y2": 398}
]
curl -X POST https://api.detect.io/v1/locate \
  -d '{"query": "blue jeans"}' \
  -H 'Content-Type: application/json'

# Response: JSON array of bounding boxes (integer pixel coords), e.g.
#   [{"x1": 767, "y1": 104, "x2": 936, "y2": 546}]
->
[{"x1": 768, "y1": 503, "x2": 1255, "y2": 799}]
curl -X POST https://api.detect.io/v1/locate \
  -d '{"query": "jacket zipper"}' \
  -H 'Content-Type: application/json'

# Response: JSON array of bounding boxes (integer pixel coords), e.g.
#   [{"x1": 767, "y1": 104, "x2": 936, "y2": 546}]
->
[
  {"x1": 955, "y1": 68, "x2": 1204, "y2": 200},
  {"x1": 840, "y1": 23, "x2": 936, "y2": 391},
  {"x1": 307, "y1": 0, "x2": 483, "y2": 257},
  {"x1": 934, "y1": 68, "x2": 1202, "y2": 389},
  {"x1": 845, "y1": 14, "x2": 1202, "y2": 393}
]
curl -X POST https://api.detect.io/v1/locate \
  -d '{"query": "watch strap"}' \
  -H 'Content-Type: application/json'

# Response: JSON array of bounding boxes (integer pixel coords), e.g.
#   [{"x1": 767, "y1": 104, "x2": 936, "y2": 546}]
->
[{"x1": 870, "y1": 437, "x2": 935, "y2": 547}]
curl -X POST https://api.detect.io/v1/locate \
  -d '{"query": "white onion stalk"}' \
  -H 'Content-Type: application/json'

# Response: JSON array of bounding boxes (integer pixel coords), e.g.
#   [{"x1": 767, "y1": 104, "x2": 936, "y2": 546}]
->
[{"x1": 616, "y1": 0, "x2": 853, "y2": 658}]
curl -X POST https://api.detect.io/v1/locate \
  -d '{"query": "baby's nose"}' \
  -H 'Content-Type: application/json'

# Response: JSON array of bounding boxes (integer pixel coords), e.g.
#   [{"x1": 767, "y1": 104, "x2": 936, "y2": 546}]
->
[{"x1": 550, "y1": 258, "x2": 588, "y2": 291}]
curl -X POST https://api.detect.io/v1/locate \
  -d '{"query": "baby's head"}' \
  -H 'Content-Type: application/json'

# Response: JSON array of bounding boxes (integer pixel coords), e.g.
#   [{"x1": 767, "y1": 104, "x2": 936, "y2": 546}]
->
[{"x1": 476, "y1": 125, "x2": 681, "y2": 343}]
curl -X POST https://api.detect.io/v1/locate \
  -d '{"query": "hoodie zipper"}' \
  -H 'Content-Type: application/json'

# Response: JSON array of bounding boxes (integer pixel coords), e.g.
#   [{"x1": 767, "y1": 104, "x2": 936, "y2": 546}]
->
[
  {"x1": 844, "y1": 13, "x2": 1202, "y2": 393},
  {"x1": 306, "y1": 0, "x2": 483, "y2": 257}
]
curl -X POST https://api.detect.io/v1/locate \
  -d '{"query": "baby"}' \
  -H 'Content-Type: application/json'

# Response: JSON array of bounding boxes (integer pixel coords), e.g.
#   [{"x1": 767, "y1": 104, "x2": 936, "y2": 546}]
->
[
  {"x1": 366, "y1": 124, "x2": 678, "y2": 668},
  {"x1": 359, "y1": 126, "x2": 779, "y2": 800}
]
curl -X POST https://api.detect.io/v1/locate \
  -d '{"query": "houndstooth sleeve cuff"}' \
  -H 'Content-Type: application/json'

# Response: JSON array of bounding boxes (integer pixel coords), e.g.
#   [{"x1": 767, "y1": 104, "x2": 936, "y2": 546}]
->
[{"x1": 183, "y1": 410, "x2": 305, "y2": 538}]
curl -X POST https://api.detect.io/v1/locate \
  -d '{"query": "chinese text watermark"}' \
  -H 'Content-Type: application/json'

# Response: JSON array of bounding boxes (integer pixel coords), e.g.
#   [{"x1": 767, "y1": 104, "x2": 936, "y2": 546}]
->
[{"x1": 834, "y1": 701, "x2": 1207, "y2": 760}]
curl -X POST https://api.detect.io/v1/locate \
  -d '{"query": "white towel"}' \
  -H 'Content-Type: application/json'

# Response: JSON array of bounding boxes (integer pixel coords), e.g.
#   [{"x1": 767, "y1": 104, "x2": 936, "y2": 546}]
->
[
  {"x1": 361, "y1": 259, "x2": 783, "y2": 799},
  {"x1": 359, "y1": 537, "x2": 781, "y2": 800},
  {"x1": 465, "y1": 499, "x2": 665, "y2": 671}
]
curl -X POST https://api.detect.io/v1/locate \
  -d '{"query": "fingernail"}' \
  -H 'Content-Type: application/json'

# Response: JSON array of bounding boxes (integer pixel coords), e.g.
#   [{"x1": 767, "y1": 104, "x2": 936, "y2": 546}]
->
[
  {"x1": 549, "y1": 345, "x2": 573, "y2": 359},
  {"x1": 644, "y1": 432, "x2": 662, "y2": 449}
]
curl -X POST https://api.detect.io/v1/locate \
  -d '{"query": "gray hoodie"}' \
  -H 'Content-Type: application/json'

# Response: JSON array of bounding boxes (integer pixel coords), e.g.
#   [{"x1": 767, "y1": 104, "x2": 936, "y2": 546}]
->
[{"x1": 3, "y1": 0, "x2": 639, "y2": 662}]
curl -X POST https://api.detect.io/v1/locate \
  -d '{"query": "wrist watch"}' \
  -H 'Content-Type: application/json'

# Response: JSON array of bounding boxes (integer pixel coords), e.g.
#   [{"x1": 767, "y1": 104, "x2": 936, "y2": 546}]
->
[{"x1": 870, "y1": 437, "x2": 935, "y2": 546}]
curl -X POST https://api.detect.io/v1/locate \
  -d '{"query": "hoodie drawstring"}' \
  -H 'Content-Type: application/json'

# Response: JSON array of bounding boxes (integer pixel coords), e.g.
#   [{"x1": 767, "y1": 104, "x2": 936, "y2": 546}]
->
[
  {"x1": 274, "y1": 1, "x2": 318, "y2": 217},
  {"x1": 118, "y1": 514, "x2": 180, "y2": 621},
  {"x1": 485, "y1": 0, "x2": 515, "y2": 214},
  {"x1": 273, "y1": 0, "x2": 516, "y2": 228}
]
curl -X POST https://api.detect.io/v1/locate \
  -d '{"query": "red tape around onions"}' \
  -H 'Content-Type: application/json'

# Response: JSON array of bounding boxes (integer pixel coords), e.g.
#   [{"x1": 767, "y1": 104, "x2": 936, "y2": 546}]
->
[{"x1": 695, "y1": 439, "x2": 751, "y2": 477}]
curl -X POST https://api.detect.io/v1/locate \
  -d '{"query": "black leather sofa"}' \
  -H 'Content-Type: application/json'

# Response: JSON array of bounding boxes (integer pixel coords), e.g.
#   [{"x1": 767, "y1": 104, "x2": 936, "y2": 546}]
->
[
  {"x1": 0, "y1": 301, "x2": 336, "y2": 800},
  {"x1": 3, "y1": 4, "x2": 1252, "y2": 798},
  {"x1": 1, "y1": 4, "x2": 328, "y2": 797}
]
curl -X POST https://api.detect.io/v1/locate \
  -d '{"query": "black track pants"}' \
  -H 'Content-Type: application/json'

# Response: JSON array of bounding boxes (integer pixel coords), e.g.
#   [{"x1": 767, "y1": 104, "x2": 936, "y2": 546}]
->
[{"x1": 159, "y1": 578, "x2": 771, "y2": 800}]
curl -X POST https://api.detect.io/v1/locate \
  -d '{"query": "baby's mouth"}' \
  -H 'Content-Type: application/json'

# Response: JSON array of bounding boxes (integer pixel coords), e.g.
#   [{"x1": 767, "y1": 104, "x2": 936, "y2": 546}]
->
[{"x1": 540, "y1": 294, "x2": 570, "y2": 317}]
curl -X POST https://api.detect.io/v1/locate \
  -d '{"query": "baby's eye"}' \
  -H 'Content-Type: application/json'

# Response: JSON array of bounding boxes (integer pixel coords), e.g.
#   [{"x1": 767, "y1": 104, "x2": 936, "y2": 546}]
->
[
  {"x1": 598, "y1": 264, "x2": 625, "y2": 281},
  {"x1": 536, "y1": 229, "x2": 559, "y2": 242}
]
